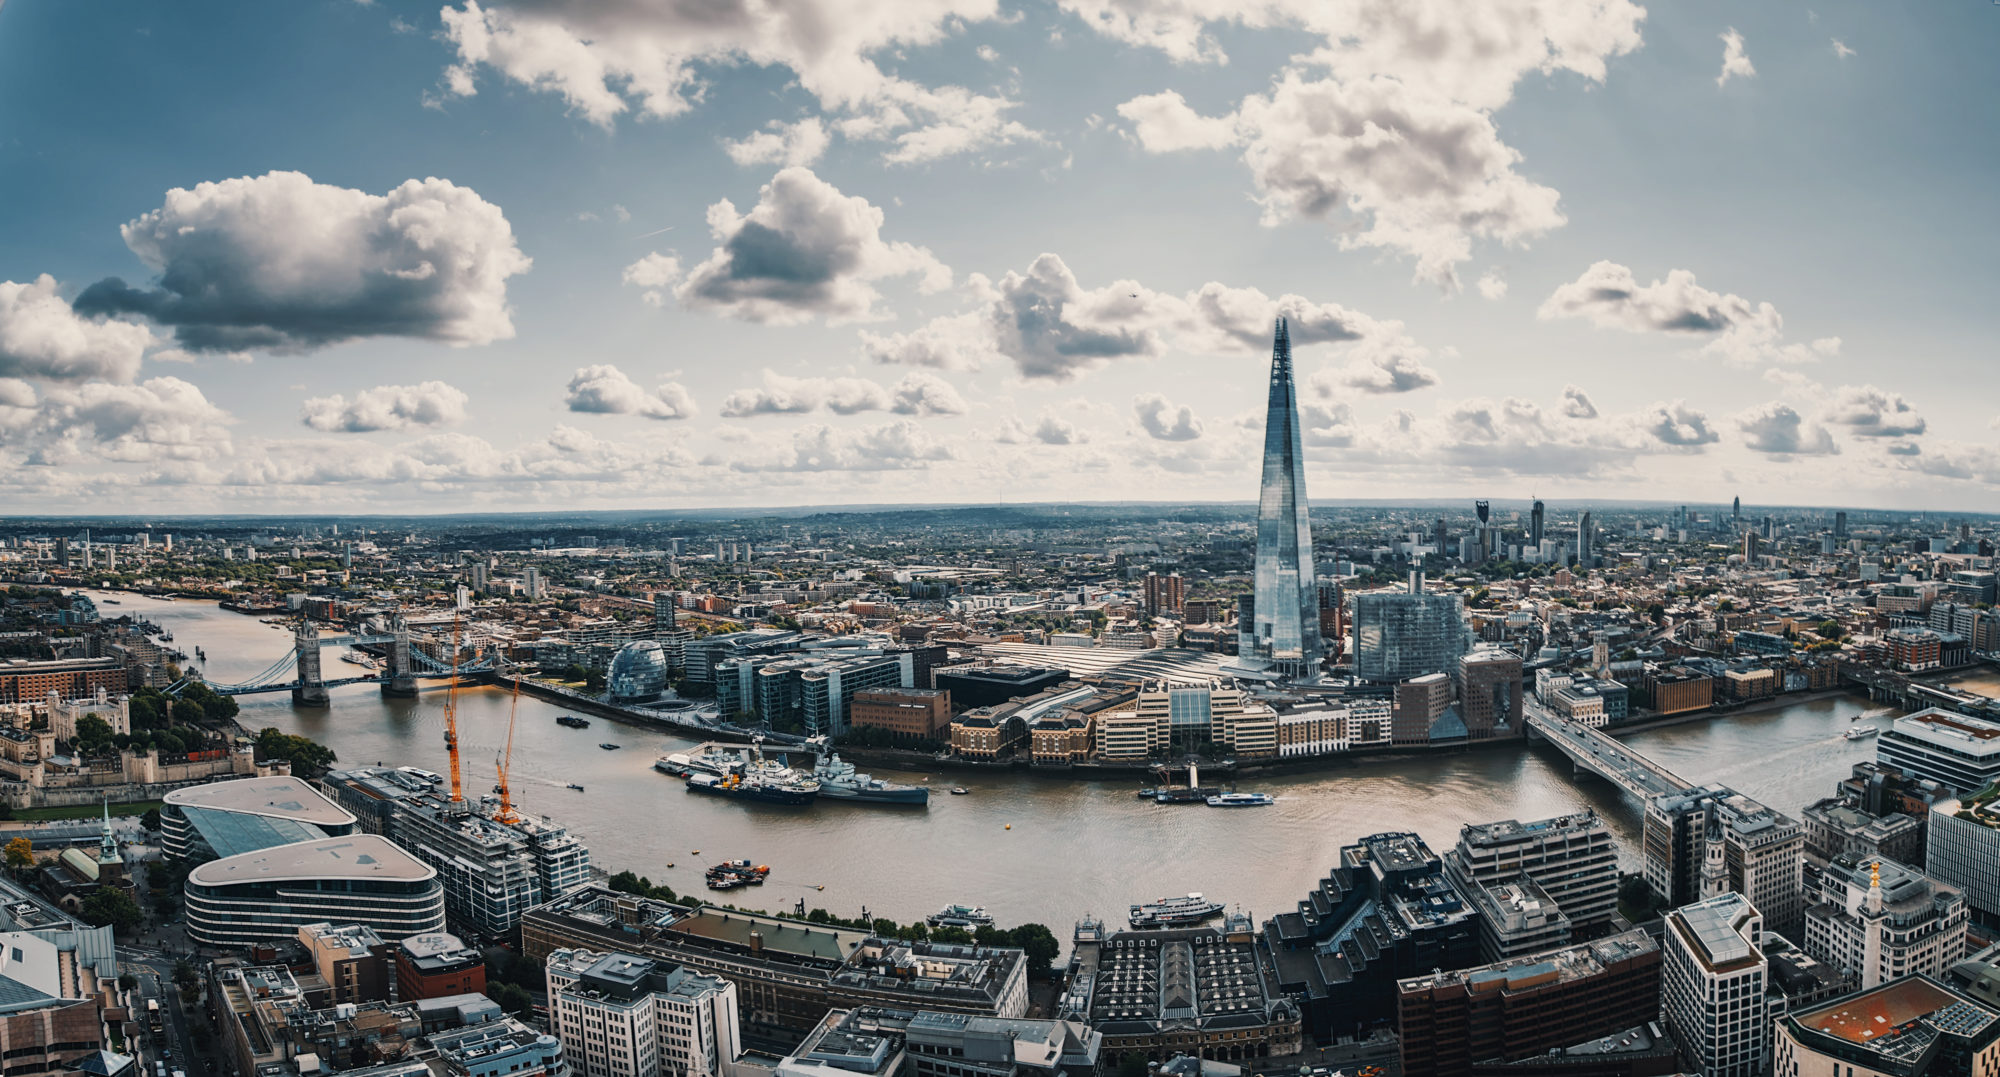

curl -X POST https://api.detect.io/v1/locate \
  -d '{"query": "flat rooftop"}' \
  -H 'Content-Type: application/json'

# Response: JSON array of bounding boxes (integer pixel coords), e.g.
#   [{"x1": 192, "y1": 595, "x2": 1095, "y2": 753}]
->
[
  {"x1": 1796, "y1": 977, "x2": 1997, "y2": 1049},
  {"x1": 1894, "y1": 709, "x2": 2000, "y2": 752},
  {"x1": 669, "y1": 907, "x2": 865, "y2": 964},
  {"x1": 166, "y1": 776, "x2": 356, "y2": 827},
  {"x1": 189, "y1": 834, "x2": 433, "y2": 887}
]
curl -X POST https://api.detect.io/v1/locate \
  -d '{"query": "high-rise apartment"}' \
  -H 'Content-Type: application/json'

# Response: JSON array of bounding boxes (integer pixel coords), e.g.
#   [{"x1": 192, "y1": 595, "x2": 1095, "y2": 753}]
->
[
  {"x1": 1141, "y1": 572, "x2": 1184, "y2": 617},
  {"x1": 1249, "y1": 318, "x2": 1321, "y2": 678}
]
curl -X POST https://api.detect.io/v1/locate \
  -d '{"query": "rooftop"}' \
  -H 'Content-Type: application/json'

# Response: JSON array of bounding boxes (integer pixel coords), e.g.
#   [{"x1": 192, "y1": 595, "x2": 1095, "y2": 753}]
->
[
  {"x1": 189, "y1": 834, "x2": 435, "y2": 887},
  {"x1": 1794, "y1": 976, "x2": 1998, "y2": 1060},
  {"x1": 1398, "y1": 929, "x2": 1657, "y2": 996},
  {"x1": 166, "y1": 776, "x2": 355, "y2": 827},
  {"x1": 1667, "y1": 893, "x2": 1761, "y2": 974},
  {"x1": 1892, "y1": 708, "x2": 2000, "y2": 754}
]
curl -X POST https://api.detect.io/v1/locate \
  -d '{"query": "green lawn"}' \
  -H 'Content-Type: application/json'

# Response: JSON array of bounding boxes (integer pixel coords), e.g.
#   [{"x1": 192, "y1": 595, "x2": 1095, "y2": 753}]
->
[{"x1": 8, "y1": 800, "x2": 162, "y2": 823}]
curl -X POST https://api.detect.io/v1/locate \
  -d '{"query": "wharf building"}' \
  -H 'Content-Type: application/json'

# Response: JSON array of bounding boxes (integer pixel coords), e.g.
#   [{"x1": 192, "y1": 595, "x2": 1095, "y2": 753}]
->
[
  {"x1": 1775, "y1": 975, "x2": 2000, "y2": 1077},
  {"x1": 1261, "y1": 832, "x2": 1480, "y2": 1040},
  {"x1": 1803, "y1": 856, "x2": 1968, "y2": 989},
  {"x1": 1446, "y1": 811, "x2": 1619, "y2": 930},
  {"x1": 1879, "y1": 709, "x2": 2000, "y2": 795},
  {"x1": 1058, "y1": 912, "x2": 1301, "y2": 1062},
  {"x1": 546, "y1": 948, "x2": 741, "y2": 1077},
  {"x1": 1394, "y1": 929, "x2": 1662, "y2": 1077},
  {"x1": 522, "y1": 886, "x2": 1028, "y2": 1049},
  {"x1": 849, "y1": 687, "x2": 952, "y2": 743},
  {"x1": 1658, "y1": 892, "x2": 1773, "y2": 1077},
  {"x1": 318, "y1": 766, "x2": 592, "y2": 937},
  {"x1": 1643, "y1": 783, "x2": 1806, "y2": 938},
  {"x1": 781, "y1": 1006, "x2": 1101, "y2": 1077},
  {"x1": 1926, "y1": 785, "x2": 2000, "y2": 926},
  {"x1": 1247, "y1": 319, "x2": 1322, "y2": 678}
]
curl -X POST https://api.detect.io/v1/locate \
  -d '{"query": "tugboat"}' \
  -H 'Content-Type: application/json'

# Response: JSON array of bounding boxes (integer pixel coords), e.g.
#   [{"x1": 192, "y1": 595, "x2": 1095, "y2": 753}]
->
[
  {"x1": 685, "y1": 771, "x2": 819, "y2": 806},
  {"x1": 704, "y1": 860, "x2": 770, "y2": 889},
  {"x1": 926, "y1": 904, "x2": 994, "y2": 929},
  {"x1": 1128, "y1": 893, "x2": 1225, "y2": 929},
  {"x1": 1206, "y1": 792, "x2": 1276, "y2": 807},
  {"x1": 556, "y1": 715, "x2": 590, "y2": 729},
  {"x1": 812, "y1": 754, "x2": 930, "y2": 806}
]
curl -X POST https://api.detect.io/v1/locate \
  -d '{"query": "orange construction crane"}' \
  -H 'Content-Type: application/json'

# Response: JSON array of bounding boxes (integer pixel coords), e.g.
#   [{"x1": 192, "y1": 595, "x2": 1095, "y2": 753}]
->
[
  {"x1": 494, "y1": 671, "x2": 521, "y2": 825},
  {"x1": 443, "y1": 615, "x2": 464, "y2": 804}
]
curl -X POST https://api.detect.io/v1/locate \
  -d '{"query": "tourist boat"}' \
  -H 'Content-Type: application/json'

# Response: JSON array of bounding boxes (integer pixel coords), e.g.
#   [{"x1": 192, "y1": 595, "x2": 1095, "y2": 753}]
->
[
  {"x1": 341, "y1": 653, "x2": 377, "y2": 669},
  {"x1": 812, "y1": 754, "x2": 929, "y2": 806},
  {"x1": 1843, "y1": 726, "x2": 1880, "y2": 741},
  {"x1": 657, "y1": 746, "x2": 746, "y2": 778},
  {"x1": 1206, "y1": 792, "x2": 1276, "y2": 807},
  {"x1": 599, "y1": 742, "x2": 621, "y2": 751},
  {"x1": 1128, "y1": 893, "x2": 1225, "y2": 929},
  {"x1": 926, "y1": 904, "x2": 994, "y2": 929},
  {"x1": 686, "y1": 771, "x2": 819, "y2": 806},
  {"x1": 949, "y1": 787, "x2": 970, "y2": 796},
  {"x1": 556, "y1": 715, "x2": 590, "y2": 729}
]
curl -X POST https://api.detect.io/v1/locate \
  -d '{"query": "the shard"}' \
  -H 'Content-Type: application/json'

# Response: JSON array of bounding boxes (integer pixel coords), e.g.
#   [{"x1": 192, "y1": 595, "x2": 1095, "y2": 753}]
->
[{"x1": 1250, "y1": 317, "x2": 1321, "y2": 677}]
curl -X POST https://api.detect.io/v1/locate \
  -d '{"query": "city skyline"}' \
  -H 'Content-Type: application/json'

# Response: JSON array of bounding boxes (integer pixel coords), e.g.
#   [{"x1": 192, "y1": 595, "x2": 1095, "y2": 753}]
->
[{"x1": 1, "y1": 1, "x2": 1995, "y2": 514}]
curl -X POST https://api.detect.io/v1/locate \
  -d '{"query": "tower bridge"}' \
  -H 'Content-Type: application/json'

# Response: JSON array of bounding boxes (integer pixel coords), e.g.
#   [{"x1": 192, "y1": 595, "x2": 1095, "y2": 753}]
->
[{"x1": 165, "y1": 615, "x2": 501, "y2": 707}]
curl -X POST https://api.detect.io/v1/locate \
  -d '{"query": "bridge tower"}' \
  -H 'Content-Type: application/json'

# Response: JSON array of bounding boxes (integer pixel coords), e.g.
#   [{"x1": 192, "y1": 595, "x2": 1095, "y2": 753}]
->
[
  {"x1": 382, "y1": 614, "x2": 419, "y2": 698},
  {"x1": 291, "y1": 620, "x2": 330, "y2": 708}
]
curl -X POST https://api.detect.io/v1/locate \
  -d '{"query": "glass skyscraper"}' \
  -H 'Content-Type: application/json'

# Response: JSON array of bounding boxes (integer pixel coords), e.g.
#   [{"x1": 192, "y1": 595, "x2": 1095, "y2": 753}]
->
[{"x1": 1251, "y1": 318, "x2": 1322, "y2": 677}]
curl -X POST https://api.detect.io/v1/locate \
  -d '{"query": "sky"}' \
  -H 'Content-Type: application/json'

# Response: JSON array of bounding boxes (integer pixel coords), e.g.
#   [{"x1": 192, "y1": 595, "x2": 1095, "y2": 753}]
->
[{"x1": 0, "y1": 0, "x2": 1996, "y2": 516}]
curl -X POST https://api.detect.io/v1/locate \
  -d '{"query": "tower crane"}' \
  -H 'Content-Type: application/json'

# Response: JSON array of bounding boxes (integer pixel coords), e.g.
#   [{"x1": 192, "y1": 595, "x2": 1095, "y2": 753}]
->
[
  {"x1": 444, "y1": 615, "x2": 465, "y2": 805},
  {"x1": 494, "y1": 668, "x2": 521, "y2": 825}
]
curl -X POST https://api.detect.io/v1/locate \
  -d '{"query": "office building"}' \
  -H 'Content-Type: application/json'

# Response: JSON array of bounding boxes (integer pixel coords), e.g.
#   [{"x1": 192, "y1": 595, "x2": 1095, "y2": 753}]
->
[
  {"x1": 1464, "y1": 876, "x2": 1572, "y2": 961},
  {"x1": 1058, "y1": 913, "x2": 1301, "y2": 1062},
  {"x1": 849, "y1": 687, "x2": 952, "y2": 742},
  {"x1": 1659, "y1": 892, "x2": 1772, "y2": 1077},
  {"x1": 1248, "y1": 319, "x2": 1322, "y2": 678},
  {"x1": 795, "y1": 1006, "x2": 1102, "y2": 1077},
  {"x1": 430, "y1": 1019, "x2": 568, "y2": 1077},
  {"x1": 1142, "y1": 572, "x2": 1185, "y2": 617},
  {"x1": 299, "y1": 921, "x2": 393, "y2": 1003},
  {"x1": 185, "y1": 834, "x2": 446, "y2": 948},
  {"x1": 1644, "y1": 665, "x2": 1713, "y2": 715},
  {"x1": 1529, "y1": 500, "x2": 1545, "y2": 548},
  {"x1": 1577, "y1": 511, "x2": 1593, "y2": 567},
  {"x1": 1775, "y1": 976, "x2": 2000, "y2": 1077},
  {"x1": 1352, "y1": 591, "x2": 1470, "y2": 684},
  {"x1": 778, "y1": 1009, "x2": 904, "y2": 1077},
  {"x1": 1800, "y1": 797, "x2": 1925, "y2": 866},
  {"x1": 933, "y1": 665, "x2": 1068, "y2": 710},
  {"x1": 524, "y1": 887, "x2": 1028, "y2": 1047},
  {"x1": 1643, "y1": 783, "x2": 1805, "y2": 936},
  {"x1": 609, "y1": 640, "x2": 671, "y2": 703},
  {"x1": 1456, "y1": 647, "x2": 1524, "y2": 739},
  {"x1": 0, "y1": 926, "x2": 123, "y2": 1077},
  {"x1": 1927, "y1": 787, "x2": 2000, "y2": 925},
  {"x1": 0, "y1": 656, "x2": 127, "y2": 704},
  {"x1": 1447, "y1": 811, "x2": 1619, "y2": 928},
  {"x1": 1803, "y1": 856, "x2": 1968, "y2": 989},
  {"x1": 1880, "y1": 709, "x2": 2000, "y2": 795},
  {"x1": 1262, "y1": 833, "x2": 1480, "y2": 1038},
  {"x1": 547, "y1": 948, "x2": 741, "y2": 1077},
  {"x1": 161, "y1": 775, "x2": 358, "y2": 862},
  {"x1": 1395, "y1": 929, "x2": 1661, "y2": 1077},
  {"x1": 398, "y1": 931, "x2": 487, "y2": 1002}
]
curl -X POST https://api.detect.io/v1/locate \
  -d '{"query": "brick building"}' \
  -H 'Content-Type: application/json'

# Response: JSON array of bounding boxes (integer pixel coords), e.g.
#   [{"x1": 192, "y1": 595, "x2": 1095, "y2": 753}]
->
[{"x1": 848, "y1": 688, "x2": 952, "y2": 743}]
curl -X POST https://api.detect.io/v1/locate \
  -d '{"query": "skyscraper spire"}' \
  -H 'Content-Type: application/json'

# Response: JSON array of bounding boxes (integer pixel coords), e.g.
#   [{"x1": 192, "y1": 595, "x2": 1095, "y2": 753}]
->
[{"x1": 1250, "y1": 316, "x2": 1321, "y2": 679}]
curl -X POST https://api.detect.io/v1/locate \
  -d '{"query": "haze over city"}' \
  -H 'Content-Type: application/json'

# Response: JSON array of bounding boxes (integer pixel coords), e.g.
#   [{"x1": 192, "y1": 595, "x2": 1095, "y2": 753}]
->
[{"x1": 2, "y1": 0, "x2": 1994, "y2": 514}]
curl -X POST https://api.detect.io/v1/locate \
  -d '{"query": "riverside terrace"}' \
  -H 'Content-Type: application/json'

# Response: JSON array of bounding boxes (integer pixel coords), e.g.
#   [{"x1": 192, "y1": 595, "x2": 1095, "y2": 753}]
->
[{"x1": 521, "y1": 886, "x2": 1027, "y2": 1050}]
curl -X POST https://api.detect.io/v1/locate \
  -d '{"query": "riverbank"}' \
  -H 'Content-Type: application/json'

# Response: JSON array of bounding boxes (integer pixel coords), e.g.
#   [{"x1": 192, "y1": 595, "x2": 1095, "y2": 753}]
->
[{"x1": 1597, "y1": 688, "x2": 1867, "y2": 737}]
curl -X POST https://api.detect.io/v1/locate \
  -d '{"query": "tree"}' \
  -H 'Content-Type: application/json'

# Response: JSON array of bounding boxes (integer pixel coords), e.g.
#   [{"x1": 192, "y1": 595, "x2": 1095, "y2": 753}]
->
[
  {"x1": 73, "y1": 714, "x2": 115, "y2": 756},
  {"x1": 119, "y1": 972, "x2": 138, "y2": 991},
  {"x1": 140, "y1": 808, "x2": 161, "y2": 831},
  {"x1": 3, "y1": 837, "x2": 31, "y2": 870},
  {"x1": 255, "y1": 728, "x2": 337, "y2": 773},
  {"x1": 487, "y1": 981, "x2": 535, "y2": 1018},
  {"x1": 80, "y1": 888, "x2": 143, "y2": 934},
  {"x1": 172, "y1": 960, "x2": 197, "y2": 986},
  {"x1": 1005, "y1": 922, "x2": 1061, "y2": 979},
  {"x1": 1118, "y1": 1053, "x2": 1151, "y2": 1077}
]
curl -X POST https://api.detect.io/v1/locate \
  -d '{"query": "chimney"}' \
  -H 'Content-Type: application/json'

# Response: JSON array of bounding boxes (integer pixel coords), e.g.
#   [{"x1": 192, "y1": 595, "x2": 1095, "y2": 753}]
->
[{"x1": 749, "y1": 931, "x2": 763, "y2": 954}]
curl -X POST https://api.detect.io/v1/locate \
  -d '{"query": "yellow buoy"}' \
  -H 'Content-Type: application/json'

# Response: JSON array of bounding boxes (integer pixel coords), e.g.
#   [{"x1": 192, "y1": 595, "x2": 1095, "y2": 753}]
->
[{"x1": 1004, "y1": 824, "x2": 1012, "y2": 830}]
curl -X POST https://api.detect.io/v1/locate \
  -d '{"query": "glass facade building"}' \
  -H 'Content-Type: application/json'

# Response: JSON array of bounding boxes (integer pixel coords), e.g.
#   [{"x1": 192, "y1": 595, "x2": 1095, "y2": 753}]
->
[
  {"x1": 1351, "y1": 592, "x2": 1471, "y2": 683},
  {"x1": 608, "y1": 640, "x2": 669, "y2": 702},
  {"x1": 1250, "y1": 318, "x2": 1321, "y2": 678},
  {"x1": 1927, "y1": 797, "x2": 2000, "y2": 926}
]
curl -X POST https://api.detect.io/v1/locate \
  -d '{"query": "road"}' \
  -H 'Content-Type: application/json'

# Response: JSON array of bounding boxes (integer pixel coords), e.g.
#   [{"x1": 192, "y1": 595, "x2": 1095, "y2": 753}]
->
[{"x1": 120, "y1": 942, "x2": 224, "y2": 1077}]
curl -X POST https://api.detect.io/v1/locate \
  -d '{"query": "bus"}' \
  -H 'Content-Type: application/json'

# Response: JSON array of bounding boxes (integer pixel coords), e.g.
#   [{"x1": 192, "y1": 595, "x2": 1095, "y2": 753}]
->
[{"x1": 145, "y1": 999, "x2": 162, "y2": 1034}]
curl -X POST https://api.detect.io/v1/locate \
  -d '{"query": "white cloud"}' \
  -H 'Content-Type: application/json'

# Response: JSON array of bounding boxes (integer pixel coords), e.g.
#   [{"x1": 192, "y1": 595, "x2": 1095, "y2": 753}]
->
[
  {"x1": 729, "y1": 420, "x2": 953, "y2": 471},
  {"x1": 621, "y1": 252, "x2": 683, "y2": 307},
  {"x1": 1717, "y1": 28, "x2": 1756, "y2": 88},
  {"x1": 886, "y1": 370, "x2": 969, "y2": 416},
  {"x1": 1560, "y1": 385, "x2": 1598, "y2": 420},
  {"x1": 74, "y1": 171, "x2": 530, "y2": 354},
  {"x1": 0, "y1": 379, "x2": 36, "y2": 410},
  {"x1": 859, "y1": 309, "x2": 997, "y2": 371},
  {"x1": 996, "y1": 411, "x2": 1088, "y2": 445},
  {"x1": 1832, "y1": 39, "x2": 1855, "y2": 59},
  {"x1": 564, "y1": 365, "x2": 697, "y2": 420},
  {"x1": 22, "y1": 377, "x2": 234, "y2": 464},
  {"x1": 1736, "y1": 401, "x2": 1837, "y2": 455},
  {"x1": 724, "y1": 118, "x2": 832, "y2": 167},
  {"x1": 719, "y1": 369, "x2": 965, "y2": 418},
  {"x1": 301, "y1": 381, "x2": 470, "y2": 432},
  {"x1": 670, "y1": 168, "x2": 949, "y2": 325},
  {"x1": 436, "y1": 0, "x2": 1034, "y2": 163},
  {"x1": 1642, "y1": 399, "x2": 1719, "y2": 446},
  {"x1": 1825, "y1": 385, "x2": 1926, "y2": 439},
  {"x1": 1116, "y1": 91, "x2": 1238, "y2": 152},
  {"x1": 0, "y1": 275, "x2": 155, "y2": 383},
  {"x1": 1318, "y1": 339, "x2": 1441, "y2": 395},
  {"x1": 1538, "y1": 260, "x2": 1833, "y2": 364},
  {"x1": 986, "y1": 255, "x2": 1172, "y2": 381},
  {"x1": 1477, "y1": 269, "x2": 1509, "y2": 300},
  {"x1": 1135, "y1": 394, "x2": 1202, "y2": 441}
]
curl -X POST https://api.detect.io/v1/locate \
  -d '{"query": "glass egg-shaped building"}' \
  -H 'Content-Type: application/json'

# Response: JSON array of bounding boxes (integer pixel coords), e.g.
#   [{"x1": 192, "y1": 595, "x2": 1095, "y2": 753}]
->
[{"x1": 607, "y1": 640, "x2": 669, "y2": 702}]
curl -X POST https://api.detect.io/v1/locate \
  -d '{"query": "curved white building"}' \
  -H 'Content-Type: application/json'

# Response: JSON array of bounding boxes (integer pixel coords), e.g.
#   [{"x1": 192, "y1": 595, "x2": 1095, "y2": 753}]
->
[
  {"x1": 185, "y1": 834, "x2": 445, "y2": 948},
  {"x1": 162, "y1": 775, "x2": 356, "y2": 861}
]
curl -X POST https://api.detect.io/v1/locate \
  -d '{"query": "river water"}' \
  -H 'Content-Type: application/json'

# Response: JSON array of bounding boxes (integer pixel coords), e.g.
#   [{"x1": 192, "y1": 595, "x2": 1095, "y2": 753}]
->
[{"x1": 100, "y1": 592, "x2": 1908, "y2": 933}]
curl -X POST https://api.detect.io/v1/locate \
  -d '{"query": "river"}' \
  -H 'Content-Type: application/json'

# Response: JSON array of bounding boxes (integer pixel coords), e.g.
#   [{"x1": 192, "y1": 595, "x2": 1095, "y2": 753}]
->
[{"x1": 97, "y1": 591, "x2": 1908, "y2": 933}]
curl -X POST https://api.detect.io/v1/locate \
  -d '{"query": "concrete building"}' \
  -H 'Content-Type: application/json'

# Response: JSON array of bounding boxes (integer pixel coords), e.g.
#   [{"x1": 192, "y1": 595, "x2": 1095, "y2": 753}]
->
[
  {"x1": 1881, "y1": 709, "x2": 2000, "y2": 795},
  {"x1": 1643, "y1": 784, "x2": 1805, "y2": 936},
  {"x1": 1801, "y1": 797, "x2": 1926, "y2": 866},
  {"x1": 1395, "y1": 930, "x2": 1662, "y2": 1077},
  {"x1": 1465, "y1": 876, "x2": 1572, "y2": 962},
  {"x1": 1447, "y1": 811, "x2": 1619, "y2": 928},
  {"x1": 429, "y1": 1018, "x2": 568, "y2": 1077},
  {"x1": 1803, "y1": 856, "x2": 1968, "y2": 989},
  {"x1": 185, "y1": 834, "x2": 447, "y2": 948},
  {"x1": 1775, "y1": 976, "x2": 2000, "y2": 1077},
  {"x1": 546, "y1": 948, "x2": 741, "y2": 1077},
  {"x1": 1927, "y1": 787, "x2": 2000, "y2": 925},
  {"x1": 1058, "y1": 913, "x2": 1301, "y2": 1062},
  {"x1": 934, "y1": 666, "x2": 1069, "y2": 711},
  {"x1": 397, "y1": 931, "x2": 487, "y2": 1002},
  {"x1": 777, "y1": 1006, "x2": 1101, "y2": 1077},
  {"x1": 298, "y1": 921, "x2": 393, "y2": 1003},
  {"x1": 1659, "y1": 892, "x2": 1773, "y2": 1077}
]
